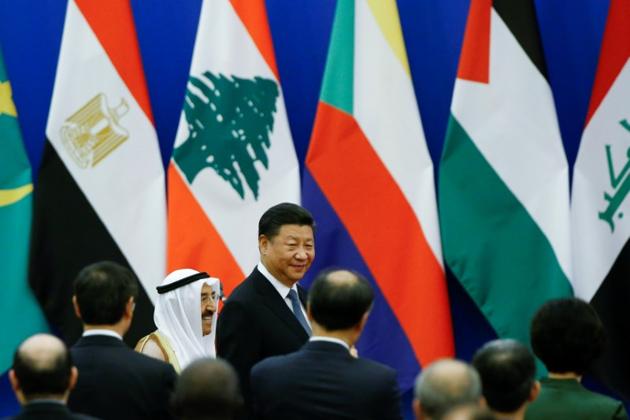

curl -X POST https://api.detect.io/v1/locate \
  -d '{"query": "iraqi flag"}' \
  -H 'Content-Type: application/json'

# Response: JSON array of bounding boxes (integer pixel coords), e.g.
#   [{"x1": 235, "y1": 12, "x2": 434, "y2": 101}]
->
[
  {"x1": 0, "y1": 45, "x2": 47, "y2": 373},
  {"x1": 571, "y1": 0, "x2": 630, "y2": 400},
  {"x1": 304, "y1": 0, "x2": 454, "y2": 391},
  {"x1": 438, "y1": 0, "x2": 573, "y2": 360},
  {"x1": 167, "y1": 0, "x2": 300, "y2": 293},
  {"x1": 29, "y1": 0, "x2": 166, "y2": 346}
]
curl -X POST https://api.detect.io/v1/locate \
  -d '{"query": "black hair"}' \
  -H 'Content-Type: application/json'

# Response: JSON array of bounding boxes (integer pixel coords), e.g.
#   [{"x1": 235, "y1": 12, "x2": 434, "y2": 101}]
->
[
  {"x1": 531, "y1": 298, "x2": 605, "y2": 374},
  {"x1": 308, "y1": 268, "x2": 374, "y2": 330},
  {"x1": 472, "y1": 339, "x2": 535, "y2": 413},
  {"x1": 73, "y1": 261, "x2": 138, "y2": 324},
  {"x1": 258, "y1": 203, "x2": 315, "y2": 239},
  {"x1": 12, "y1": 340, "x2": 72, "y2": 398},
  {"x1": 171, "y1": 358, "x2": 243, "y2": 420}
]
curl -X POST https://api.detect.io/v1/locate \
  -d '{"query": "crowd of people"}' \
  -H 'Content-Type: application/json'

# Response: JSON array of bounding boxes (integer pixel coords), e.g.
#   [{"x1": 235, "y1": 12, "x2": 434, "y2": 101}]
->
[{"x1": 6, "y1": 203, "x2": 628, "y2": 420}]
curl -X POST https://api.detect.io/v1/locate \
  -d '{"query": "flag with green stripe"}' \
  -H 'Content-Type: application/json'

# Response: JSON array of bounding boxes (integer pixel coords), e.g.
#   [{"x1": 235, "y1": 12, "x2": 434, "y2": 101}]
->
[
  {"x1": 0, "y1": 45, "x2": 47, "y2": 372},
  {"x1": 438, "y1": 0, "x2": 573, "y2": 363}
]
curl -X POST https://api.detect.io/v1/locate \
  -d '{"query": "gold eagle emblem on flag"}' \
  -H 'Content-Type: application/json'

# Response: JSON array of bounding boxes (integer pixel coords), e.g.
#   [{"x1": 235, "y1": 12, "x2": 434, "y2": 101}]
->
[{"x1": 60, "y1": 93, "x2": 129, "y2": 168}]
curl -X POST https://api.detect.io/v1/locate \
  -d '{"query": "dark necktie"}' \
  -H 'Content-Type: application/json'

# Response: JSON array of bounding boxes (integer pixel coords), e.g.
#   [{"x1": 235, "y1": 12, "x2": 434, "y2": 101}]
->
[{"x1": 288, "y1": 289, "x2": 311, "y2": 336}]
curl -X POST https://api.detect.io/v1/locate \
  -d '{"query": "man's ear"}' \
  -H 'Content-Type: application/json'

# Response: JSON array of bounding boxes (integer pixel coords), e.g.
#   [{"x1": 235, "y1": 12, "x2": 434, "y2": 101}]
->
[
  {"x1": 306, "y1": 303, "x2": 314, "y2": 322},
  {"x1": 72, "y1": 295, "x2": 81, "y2": 319},
  {"x1": 413, "y1": 399, "x2": 422, "y2": 419},
  {"x1": 124, "y1": 298, "x2": 135, "y2": 319},
  {"x1": 8, "y1": 369, "x2": 19, "y2": 393},
  {"x1": 68, "y1": 366, "x2": 78, "y2": 391},
  {"x1": 528, "y1": 380, "x2": 541, "y2": 402},
  {"x1": 356, "y1": 311, "x2": 370, "y2": 333},
  {"x1": 258, "y1": 234, "x2": 269, "y2": 255}
]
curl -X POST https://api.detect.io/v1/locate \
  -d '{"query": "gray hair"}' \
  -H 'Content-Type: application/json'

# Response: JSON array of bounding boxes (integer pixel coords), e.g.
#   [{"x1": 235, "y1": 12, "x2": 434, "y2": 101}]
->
[{"x1": 414, "y1": 359, "x2": 482, "y2": 419}]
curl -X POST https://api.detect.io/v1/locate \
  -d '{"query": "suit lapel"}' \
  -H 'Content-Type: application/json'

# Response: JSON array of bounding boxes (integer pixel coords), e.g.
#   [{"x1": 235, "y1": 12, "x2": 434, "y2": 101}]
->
[{"x1": 251, "y1": 268, "x2": 309, "y2": 340}]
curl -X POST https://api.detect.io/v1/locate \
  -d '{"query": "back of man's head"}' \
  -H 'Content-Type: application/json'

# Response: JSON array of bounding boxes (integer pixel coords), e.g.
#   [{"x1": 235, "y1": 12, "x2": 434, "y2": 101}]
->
[
  {"x1": 472, "y1": 339, "x2": 536, "y2": 415},
  {"x1": 10, "y1": 334, "x2": 76, "y2": 402},
  {"x1": 531, "y1": 297, "x2": 605, "y2": 375},
  {"x1": 258, "y1": 202, "x2": 315, "y2": 239},
  {"x1": 171, "y1": 358, "x2": 243, "y2": 420},
  {"x1": 73, "y1": 261, "x2": 138, "y2": 325},
  {"x1": 308, "y1": 269, "x2": 374, "y2": 331},
  {"x1": 413, "y1": 359, "x2": 482, "y2": 420}
]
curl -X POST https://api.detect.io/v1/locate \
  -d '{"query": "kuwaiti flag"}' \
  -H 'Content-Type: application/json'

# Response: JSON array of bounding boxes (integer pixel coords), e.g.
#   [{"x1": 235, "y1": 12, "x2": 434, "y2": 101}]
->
[
  {"x1": 29, "y1": 0, "x2": 166, "y2": 346},
  {"x1": 0, "y1": 45, "x2": 48, "y2": 372},
  {"x1": 168, "y1": 0, "x2": 300, "y2": 293},
  {"x1": 304, "y1": 0, "x2": 453, "y2": 390},
  {"x1": 439, "y1": 0, "x2": 573, "y2": 359},
  {"x1": 572, "y1": 0, "x2": 630, "y2": 400}
]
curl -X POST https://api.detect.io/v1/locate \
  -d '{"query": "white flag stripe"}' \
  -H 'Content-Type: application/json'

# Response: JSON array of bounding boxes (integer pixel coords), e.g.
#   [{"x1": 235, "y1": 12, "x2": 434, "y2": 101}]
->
[
  {"x1": 46, "y1": 0, "x2": 166, "y2": 302},
  {"x1": 174, "y1": 0, "x2": 300, "y2": 272},
  {"x1": 571, "y1": 60, "x2": 630, "y2": 300},
  {"x1": 453, "y1": 10, "x2": 571, "y2": 279},
  {"x1": 353, "y1": 1, "x2": 443, "y2": 263}
]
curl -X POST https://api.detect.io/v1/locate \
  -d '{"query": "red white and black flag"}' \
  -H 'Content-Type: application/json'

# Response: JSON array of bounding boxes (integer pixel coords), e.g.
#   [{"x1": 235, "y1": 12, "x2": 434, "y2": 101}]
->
[
  {"x1": 29, "y1": 0, "x2": 166, "y2": 346},
  {"x1": 571, "y1": 0, "x2": 630, "y2": 400}
]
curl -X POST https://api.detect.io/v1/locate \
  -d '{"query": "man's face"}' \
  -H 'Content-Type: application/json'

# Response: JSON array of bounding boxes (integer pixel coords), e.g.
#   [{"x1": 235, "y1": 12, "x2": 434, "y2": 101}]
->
[
  {"x1": 200, "y1": 283, "x2": 217, "y2": 336},
  {"x1": 260, "y1": 224, "x2": 315, "y2": 287}
]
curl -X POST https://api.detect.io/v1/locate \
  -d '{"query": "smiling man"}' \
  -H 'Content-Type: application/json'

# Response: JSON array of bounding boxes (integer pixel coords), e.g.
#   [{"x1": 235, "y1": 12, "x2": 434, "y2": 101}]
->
[{"x1": 216, "y1": 203, "x2": 315, "y2": 416}]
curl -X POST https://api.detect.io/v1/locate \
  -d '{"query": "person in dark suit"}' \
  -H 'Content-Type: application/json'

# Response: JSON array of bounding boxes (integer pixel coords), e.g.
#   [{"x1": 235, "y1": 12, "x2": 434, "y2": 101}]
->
[
  {"x1": 472, "y1": 340, "x2": 539, "y2": 420},
  {"x1": 68, "y1": 261, "x2": 177, "y2": 420},
  {"x1": 250, "y1": 268, "x2": 402, "y2": 420},
  {"x1": 8, "y1": 333, "x2": 97, "y2": 420},
  {"x1": 525, "y1": 298, "x2": 628, "y2": 420},
  {"x1": 216, "y1": 203, "x2": 315, "y2": 412}
]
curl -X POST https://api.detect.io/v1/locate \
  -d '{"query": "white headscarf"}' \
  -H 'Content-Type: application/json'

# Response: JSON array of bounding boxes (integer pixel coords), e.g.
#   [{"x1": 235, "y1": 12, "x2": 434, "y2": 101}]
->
[{"x1": 154, "y1": 269, "x2": 220, "y2": 369}]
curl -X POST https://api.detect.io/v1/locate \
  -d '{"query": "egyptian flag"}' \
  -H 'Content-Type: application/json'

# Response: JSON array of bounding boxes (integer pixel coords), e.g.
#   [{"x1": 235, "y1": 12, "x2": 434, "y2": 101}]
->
[
  {"x1": 571, "y1": 0, "x2": 630, "y2": 400},
  {"x1": 167, "y1": 0, "x2": 300, "y2": 294},
  {"x1": 29, "y1": 0, "x2": 166, "y2": 346},
  {"x1": 304, "y1": 0, "x2": 454, "y2": 391},
  {"x1": 438, "y1": 0, "x2": 573, "y2": 363}
]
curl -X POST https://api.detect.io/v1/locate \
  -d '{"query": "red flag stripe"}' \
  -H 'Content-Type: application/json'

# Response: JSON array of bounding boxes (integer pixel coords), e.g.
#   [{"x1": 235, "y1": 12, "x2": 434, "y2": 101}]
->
[
  {"x1": 74, "y1": 0, "x2": 154, "y2": 122},
  {"x1": 585, "y1": 0, "x2": 630, "y2": 125},
  {"x1": 167, "y1": 164, "x2": 245, "y2": 295},
  {"x1": 307, "y1": 102, "x2": 454, "y2": 365},
  {"x1": 229, "y1": 0, "x2": 280, "y2": 81},
  {"x1": 457, "y1": 0, "x2": 492, "y2": 83}
]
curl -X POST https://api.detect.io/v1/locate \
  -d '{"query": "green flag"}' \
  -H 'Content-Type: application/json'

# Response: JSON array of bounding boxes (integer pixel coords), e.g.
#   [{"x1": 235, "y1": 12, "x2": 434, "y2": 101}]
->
[{"x1": 0, "y1": 45, "x2": 47, "y2": 372}]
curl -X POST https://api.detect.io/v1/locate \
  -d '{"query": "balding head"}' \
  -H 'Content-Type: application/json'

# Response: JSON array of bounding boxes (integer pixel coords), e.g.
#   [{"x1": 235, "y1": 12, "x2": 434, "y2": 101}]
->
[
  {"x1": 414, "y1": 359, "x2": 482, "y2": 420},
  {"x1": 308, "y1": 269, "x2": 374, "y2": 331},
  {"x1": 10, "y1": 334, "x2": 77, "y2": 403}
]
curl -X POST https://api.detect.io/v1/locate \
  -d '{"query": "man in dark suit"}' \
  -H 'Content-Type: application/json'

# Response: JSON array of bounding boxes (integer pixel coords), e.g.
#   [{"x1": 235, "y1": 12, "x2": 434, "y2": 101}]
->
[
  {"x1": 472, "y1": 340, "x2": 539, "y2": 420},
  {"x1": 250, "y1": 269, "x2": 402, "y2": 420},
  {"x1": 216, "y1": 203, "x2": 315, "y2": 411},
  {"x1": 8, "y1": 333, "x2": 96, "y2": 420},
  {"x1": 68, "y1": 261, "x2": 177, "y2": 420}
]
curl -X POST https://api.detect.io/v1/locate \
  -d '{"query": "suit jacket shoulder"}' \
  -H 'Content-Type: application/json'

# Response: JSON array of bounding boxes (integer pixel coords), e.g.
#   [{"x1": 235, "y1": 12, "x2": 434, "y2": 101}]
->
[
  {"x1": 525, "y1": 378, "x2": 628, "y2": 420},
  {"x1": 216, "y1": 267, "x2": 309, "y2": 407},
  {"x1": 251, "y1": 340, "x2": 402, "y2": 420},
  {"x1": 10, "y1": 402, "x2": 99, "y2": 420},
  {"x1": 68, "y1": 335, "x2": 176, "y2": 420}
]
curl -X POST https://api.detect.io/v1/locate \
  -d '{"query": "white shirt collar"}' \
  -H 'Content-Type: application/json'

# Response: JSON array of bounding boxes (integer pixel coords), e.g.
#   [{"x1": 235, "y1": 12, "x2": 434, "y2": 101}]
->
[
  {"x1": 82, "y1": 329, "x2": 123, "y2": 340},
  {"x1": 258, "y1": 261, "x2": 298, "y2": 299},
  {"x1": 309, "y1": 336, "x2": 350, "y2": 350}
]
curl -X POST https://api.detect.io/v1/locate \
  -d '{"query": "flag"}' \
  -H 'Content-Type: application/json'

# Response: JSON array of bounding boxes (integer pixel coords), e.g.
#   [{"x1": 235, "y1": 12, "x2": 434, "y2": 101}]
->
[
  {"x1": 571, "y1": 0, "x2": 630, "y2": 400},
  {"x1": 29, "y1": 0, "x2": 166, "y2": 346},
  {"x1": 304, "y1": 0, "x2": 453, "y2": 391},
  {"x1": 167, "y1": 0, "x2": 300, "y2": 294},
  {"x1": 439, "y1": 0, "x2": 573, "y2": 361},
  {"x1": 0, "y1": 45, "x2": 47, "y2": 372}
]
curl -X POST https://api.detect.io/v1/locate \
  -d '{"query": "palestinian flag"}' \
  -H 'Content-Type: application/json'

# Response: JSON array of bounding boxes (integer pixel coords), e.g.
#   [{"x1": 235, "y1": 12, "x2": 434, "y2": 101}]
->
[
  {"x1": 438, "y1": 0, "x2": 573, "y2": 361},
  {"x1": 304, "y1": 0, "x2": 454, "y2": 391},
  {"x1": 29, "y1": 0, "x2": 166, "y2": 346},
  {"x1": 0, "y1": 45, "x2": 47, "y2": 372},
  {"x1": 167, "y1": 0, "x2": 300, "y2": 293},
  {"x1": 571, "y1": 0, "x2": 630, "y2": 400}
]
